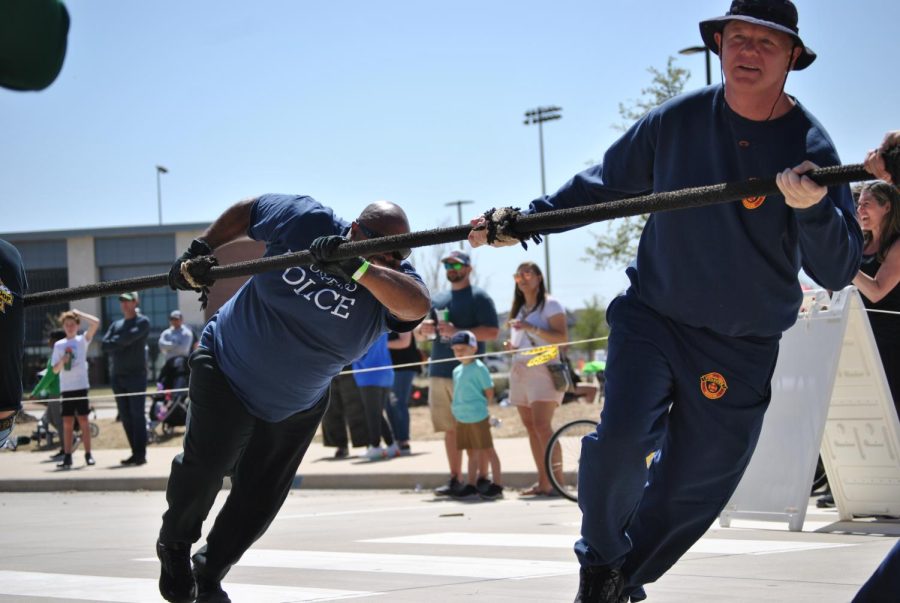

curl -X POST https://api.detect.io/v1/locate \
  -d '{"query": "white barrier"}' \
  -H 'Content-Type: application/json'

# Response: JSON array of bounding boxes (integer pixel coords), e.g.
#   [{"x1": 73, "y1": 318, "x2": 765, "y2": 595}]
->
[{"x1": 720, "y1": 287, "x2": 900, "y2": 531}]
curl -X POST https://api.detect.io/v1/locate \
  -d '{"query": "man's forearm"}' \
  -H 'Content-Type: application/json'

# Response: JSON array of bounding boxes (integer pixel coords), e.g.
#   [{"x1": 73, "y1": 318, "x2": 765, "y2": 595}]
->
[
  {"x1": 357, "y1": 265, "x2": 430, "y2": 322},
  {"x1": 201, "y1": 198, "x2": 256, "y2": 249}
]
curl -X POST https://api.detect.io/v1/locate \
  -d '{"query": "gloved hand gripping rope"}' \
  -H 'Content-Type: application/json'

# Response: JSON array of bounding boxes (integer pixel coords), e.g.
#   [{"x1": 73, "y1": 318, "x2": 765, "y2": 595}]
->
[{"x1": 168, "y1": 238, "x2": 219, "y2": 309}]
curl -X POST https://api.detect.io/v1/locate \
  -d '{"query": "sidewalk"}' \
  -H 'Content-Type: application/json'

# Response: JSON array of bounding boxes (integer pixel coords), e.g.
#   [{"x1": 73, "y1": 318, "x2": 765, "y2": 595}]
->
[{"x1": 0, "y1": 437, "x2": 547, "y2": 493}]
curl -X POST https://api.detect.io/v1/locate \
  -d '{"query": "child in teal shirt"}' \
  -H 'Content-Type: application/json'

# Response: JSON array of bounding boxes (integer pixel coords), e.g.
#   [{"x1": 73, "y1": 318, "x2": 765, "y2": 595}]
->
[{"x1": 450, "y1": 330, "x2": 503, "y2": 500}]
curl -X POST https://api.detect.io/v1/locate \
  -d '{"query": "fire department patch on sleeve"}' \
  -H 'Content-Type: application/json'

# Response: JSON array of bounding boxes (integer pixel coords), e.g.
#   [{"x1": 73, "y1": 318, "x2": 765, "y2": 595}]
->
[
  {"x1": 741, "y1": 195, "x2": 766, "y2": 209},
  {"x1": 700, "y1": 371, "x2": 728, "y2": 399}
]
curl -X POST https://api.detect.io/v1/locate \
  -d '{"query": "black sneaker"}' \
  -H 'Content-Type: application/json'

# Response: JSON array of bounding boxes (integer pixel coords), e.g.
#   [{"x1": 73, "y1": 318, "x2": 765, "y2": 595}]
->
[
  {"x1": 334, "y1": 447, "x2": 349, "y2": 459},
  {"x1": 57, "y1": 454, "x2": 72, "y2": 469},
  {"x1": 479, "y1": 483, "x2": 504, "y2": 501},
  {"x1": 156, "y1": 540, "x2": 196, "y2": 603},
  {"x1": 194, "y1": 569, "x2": 231, "y2": 603},
  {"x1": 574, "y1": 566, "x2": 624, "y2": 603},
  {"x1": 120, "y1": 455, "x2": 136, "y2": 465},
  {"x1": 85, "y1": 452, "x2": 95, "y2": 466},
  {"x1": 49, "y1": 449, "x2": 65, "y2": 461},
  {"x1": 451, "y1": 484, "x2": 480, "y2": 499},
  {"x1": 434, "y1": 476, "x2": 463, "y2": 497},
  {"x1": 475, "y1": 477, "x2": 492, "y2": 494}
]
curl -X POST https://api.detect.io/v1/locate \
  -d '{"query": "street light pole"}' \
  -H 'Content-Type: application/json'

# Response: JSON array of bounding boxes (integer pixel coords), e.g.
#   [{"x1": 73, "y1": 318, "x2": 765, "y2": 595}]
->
[
  {"x1": 523, "y1": 105, "x2": 562, "y2": 291},
  {"x1": 156, "y1": 165, "x2": 169, "y2": 226},
  {"x1": 678, "y1": 45, "x2": 712, "y2": 86},
  {"x1": 444, "y1": 200, "x2": 474, "y2": 250}
]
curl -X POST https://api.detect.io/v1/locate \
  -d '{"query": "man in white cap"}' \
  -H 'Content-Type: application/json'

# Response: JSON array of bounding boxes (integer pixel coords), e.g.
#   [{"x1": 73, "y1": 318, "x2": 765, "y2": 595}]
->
[{"x1": 471, "y1": 1, "x2": 862, "y2": 600}]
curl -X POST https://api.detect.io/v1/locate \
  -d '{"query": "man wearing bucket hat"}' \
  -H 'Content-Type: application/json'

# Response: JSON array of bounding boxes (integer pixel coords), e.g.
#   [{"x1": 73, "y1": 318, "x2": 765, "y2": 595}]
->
[{"x1": 471, "y1": 1, "x2": 862, "y2": 601}]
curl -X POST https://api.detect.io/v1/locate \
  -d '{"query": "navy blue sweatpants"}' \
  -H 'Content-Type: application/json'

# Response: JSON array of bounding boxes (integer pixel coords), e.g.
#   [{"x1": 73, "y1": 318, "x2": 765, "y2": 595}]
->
[
  {"x1": 575, "y1": 291, "x2": 780, "y2": 596},
  {"x1": 852, "y1": 540, "x2": 900, "y2": 602}
]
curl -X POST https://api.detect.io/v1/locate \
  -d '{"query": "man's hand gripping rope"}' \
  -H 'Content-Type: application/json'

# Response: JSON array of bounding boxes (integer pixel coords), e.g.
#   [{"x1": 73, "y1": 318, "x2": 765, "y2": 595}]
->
[
  {"x1": 469, "y1": 207, "x2": 543, "y2": 249},
  {"x1": 168, "y1": 238, "x2": 219, "y2": 309}
]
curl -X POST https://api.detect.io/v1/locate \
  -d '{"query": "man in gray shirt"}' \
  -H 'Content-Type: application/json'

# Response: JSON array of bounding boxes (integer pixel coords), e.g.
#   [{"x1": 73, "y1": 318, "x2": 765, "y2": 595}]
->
[{"x1": 158, "y1": 310, "x2": 195, "y2": 361}]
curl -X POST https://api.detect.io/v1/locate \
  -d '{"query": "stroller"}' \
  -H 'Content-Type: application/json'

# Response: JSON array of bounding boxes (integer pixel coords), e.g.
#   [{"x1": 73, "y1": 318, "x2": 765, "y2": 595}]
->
[{"x1": 148, "y1": 355, "x2": 190, "y2": 442}]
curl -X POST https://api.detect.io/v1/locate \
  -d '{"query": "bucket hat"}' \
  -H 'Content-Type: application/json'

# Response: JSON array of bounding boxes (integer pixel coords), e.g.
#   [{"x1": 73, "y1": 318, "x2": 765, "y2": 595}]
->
[{"x1": 699, "y1": 0, "x2": 816, "y2": 70}]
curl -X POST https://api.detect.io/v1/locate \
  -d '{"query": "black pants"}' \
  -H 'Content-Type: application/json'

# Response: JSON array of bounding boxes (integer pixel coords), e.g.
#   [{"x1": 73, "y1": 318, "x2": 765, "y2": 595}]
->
[
  {"x1": 321, "y1": 372, "x2": 368, "y2": 448},
  {"x1": 358, "y1": 385, "x2": 394, "y2": 448},
  {"x1": 112, "y1": 374, "x2": 147, "y2": 461},
  {"x1": 159, "y1": 349, "x2": 327, "y2": 581}
]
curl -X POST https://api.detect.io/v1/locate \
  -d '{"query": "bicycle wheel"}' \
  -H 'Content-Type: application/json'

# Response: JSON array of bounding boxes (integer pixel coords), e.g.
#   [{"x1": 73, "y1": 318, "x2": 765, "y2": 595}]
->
[{"x1": 545, "y1": 419, "x2": 597, "y2": 502}]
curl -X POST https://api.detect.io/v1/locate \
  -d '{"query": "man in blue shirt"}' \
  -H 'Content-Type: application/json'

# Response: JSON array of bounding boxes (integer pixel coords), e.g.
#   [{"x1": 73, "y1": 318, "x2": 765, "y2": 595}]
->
[
  {"x1": 471, "y1": 2, "x2": 862, "y2": 601},
  {"x1": 157, "y1": 195, "x2": 429, "y2": 603},
  {"x1": 415, "y1": 250, "x2": 499, "y2": 496}
]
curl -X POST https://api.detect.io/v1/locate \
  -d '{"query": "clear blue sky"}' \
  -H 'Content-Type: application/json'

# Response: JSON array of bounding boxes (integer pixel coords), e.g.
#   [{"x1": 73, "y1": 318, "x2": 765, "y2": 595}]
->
[{"x1": 2, "y1": 0, "x2": 897, "y2": 312}]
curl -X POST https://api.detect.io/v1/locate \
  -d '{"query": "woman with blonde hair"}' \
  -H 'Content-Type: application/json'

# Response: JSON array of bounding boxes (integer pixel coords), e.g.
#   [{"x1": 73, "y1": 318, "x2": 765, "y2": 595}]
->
[
  {"x1": 52, "y1": 308, "x2": 100, "y2": 469},
  {"x1": 506, "y1": 261, "x2": 569, "y2": 496}
]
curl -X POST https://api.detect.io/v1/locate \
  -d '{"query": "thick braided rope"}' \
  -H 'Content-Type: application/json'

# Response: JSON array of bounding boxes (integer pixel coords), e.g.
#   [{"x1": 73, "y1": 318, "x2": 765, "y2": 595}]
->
[{"x1": 24, "y1": 164, "x2": 872, "y2": 308}]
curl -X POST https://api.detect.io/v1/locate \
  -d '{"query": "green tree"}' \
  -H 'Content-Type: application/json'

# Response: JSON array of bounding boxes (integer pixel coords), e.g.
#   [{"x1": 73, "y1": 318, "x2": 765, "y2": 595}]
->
[
  {"x1": 584, "y1": 56, "x2": 690, "y2": 270},
  {"x1": 571, "y1": 295, "x2": 609, "y2": 358}
]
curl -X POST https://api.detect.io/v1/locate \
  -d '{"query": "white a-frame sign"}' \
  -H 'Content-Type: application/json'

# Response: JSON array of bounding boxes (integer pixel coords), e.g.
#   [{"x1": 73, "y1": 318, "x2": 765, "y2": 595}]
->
[{"x1": 720, "y1": 287, "x2": 900, "y2": 531}]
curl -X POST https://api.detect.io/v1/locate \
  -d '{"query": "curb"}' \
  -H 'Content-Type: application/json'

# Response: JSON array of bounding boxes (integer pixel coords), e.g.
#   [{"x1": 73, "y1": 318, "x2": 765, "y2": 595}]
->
[{"x1": 0, "y1": 471, "x2": 547, "y2": 493}]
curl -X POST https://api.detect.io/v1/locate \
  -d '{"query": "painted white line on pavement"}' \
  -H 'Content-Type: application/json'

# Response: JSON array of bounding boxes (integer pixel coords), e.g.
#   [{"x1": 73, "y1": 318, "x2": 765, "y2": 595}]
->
[
  {"x1": 0, "y1": 570, "x2": 373, "y2": 602},
  {"x1": 362, "y1": 532, "x2": 855, "y2": 556},
  {"x1": 364, "y1": 531, "x2": 578, "y2": 548},
  {"x1": 137, "y1": 549, "x2": 575, "y2": 579},
  {"x1": 277, "y1": 503, "x2": 459, "y2": 520}
]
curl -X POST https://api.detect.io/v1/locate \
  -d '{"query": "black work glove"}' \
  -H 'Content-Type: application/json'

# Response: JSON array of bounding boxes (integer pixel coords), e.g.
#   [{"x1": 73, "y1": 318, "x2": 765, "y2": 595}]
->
[
  {"x1": 168, "y1": 238, "x2": 215, "y2": 291},
  {"x1": 309, "y1": 235, "x2": 366, "y2": 282}
]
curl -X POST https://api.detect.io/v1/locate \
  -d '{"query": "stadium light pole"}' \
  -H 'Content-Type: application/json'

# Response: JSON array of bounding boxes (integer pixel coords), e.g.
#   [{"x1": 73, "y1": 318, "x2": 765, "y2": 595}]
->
[
  {"x1": 523, "y1": 105, "x2": 561, "y2": 291},
  {"x1": 678, "y1": 45, "x2": 712, "y2": 86},
  {"x1": 156, "y1": 165, "x2": 169, "y2": 225},
  {"x1": 445, "y1": 200, "x2": 474, "y2": 250}
]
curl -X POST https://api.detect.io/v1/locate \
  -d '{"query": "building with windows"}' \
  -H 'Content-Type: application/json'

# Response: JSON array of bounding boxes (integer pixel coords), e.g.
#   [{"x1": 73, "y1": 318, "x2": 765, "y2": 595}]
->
[{"x1": 2, "y1": 223, "x2": 209, "y2": 387}]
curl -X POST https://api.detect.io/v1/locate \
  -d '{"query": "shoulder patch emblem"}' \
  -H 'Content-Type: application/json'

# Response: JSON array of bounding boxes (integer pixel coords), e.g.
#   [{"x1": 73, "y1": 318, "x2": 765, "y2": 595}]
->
[
  {"x1": 700, "y1": 372, "x2": 728, "y2": 400},
  {"x1": 742, "y1": 195, "x2": 766, "y2": 209}
]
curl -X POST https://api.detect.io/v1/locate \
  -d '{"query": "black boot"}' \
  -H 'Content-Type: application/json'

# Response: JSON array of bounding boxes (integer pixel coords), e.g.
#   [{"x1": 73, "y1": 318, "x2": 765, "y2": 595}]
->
[
  {"x1": 194, "y1": 569, "x2": 231, "y2": 603},
  {"x1": 574, "y1": 566, "x2": 624, "y2": 603},
  {"x1": 156, "y1": 540, "x2": 196, "y2": 603}
]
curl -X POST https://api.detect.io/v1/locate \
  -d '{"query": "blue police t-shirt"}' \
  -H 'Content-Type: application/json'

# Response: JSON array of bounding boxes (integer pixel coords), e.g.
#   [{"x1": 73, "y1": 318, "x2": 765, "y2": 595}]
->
[{"x1": 201, "y1": 194, "x2": 424, "y2": 421}]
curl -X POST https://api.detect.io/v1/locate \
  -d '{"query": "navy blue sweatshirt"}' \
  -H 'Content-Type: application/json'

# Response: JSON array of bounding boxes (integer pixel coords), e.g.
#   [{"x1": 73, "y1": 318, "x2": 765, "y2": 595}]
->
[
  {"x1": 101, "y1": 314, "x2": 150, "y2": 377},
  {"x1": 528, "y1": 85, "x2": 863, "y2": 338},
  {"x1": 0, "y1": 240, "x2": 27, "y2": 411}
]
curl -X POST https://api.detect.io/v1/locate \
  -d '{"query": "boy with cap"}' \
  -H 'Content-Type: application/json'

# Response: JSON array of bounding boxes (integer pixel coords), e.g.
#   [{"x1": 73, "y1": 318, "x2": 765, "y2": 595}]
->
[
  {"x1": 471, "y1": 1, "x2": 862, "y2": 600},
  {"x1": 449, "y1": 330, "x2": 503, "y2": 500}
]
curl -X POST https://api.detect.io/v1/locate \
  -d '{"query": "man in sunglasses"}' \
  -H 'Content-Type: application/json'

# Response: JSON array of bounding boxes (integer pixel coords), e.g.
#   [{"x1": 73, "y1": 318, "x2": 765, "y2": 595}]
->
[
  {"x1": 160, "y1": 194, "x2": 429, "y2": 603},
  {"x1": 415, "y1": 250, "x2": 499, "y2": 497}
]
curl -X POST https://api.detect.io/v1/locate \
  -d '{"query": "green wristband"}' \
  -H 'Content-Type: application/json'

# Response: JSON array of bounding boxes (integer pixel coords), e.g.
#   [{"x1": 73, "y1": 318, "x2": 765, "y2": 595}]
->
[{"x1": 351, "y1": 260, "x2": 370, "y2": 281}]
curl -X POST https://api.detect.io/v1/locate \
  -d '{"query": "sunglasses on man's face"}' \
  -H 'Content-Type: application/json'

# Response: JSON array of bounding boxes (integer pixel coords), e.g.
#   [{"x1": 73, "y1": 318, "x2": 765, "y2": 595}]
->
[
  {"x1": 443, "y1": 261, "x2": 465, "y2": 271},
  {"x1": 356, "y1": 222, "x2": 411, "y2": 261}
]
